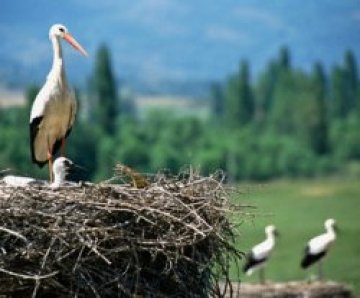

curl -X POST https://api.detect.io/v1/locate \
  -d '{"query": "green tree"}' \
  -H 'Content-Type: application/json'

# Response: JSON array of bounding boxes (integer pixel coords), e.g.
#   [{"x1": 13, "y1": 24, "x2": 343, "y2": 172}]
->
[
  {"x1": 278, "y1": 46, "x2": 291, "y2": 71},
  {"x1": 330, "y1": 111, "x2": 360, "y2": 161},
  {"x1": 330, "y1": 66, "x2": 347, "y2": 119},
  {"x1": 309, "y1": 62, "x2": 329, "y2": 155},
  {"x1": 224, "y1": 75, "x2": 240, "y2": 128},
  {"x1": 344, "y1": 50, "x2": 358, "y2": 92},
  {"x1": 343, "y1": 50, "x2": 358, "y2": 111},
  {"x1": 210, "y1": 82, "x2": 224, "y2": 121},
  {"x1": 224, "y1": 60, "x2": 254, "y2": 128},
  {"x1": 91, "y1": 44, "x2": 119, "y2": 135},
  {"x1": 268, "y1": 69, "x2": 296, "y2": 134},
  {"x1": 238, "y1": 60, "x2": 255, "y2": 124},
  {"x1": 254, "y1": 60, "x2": 278, "y2": 124}
]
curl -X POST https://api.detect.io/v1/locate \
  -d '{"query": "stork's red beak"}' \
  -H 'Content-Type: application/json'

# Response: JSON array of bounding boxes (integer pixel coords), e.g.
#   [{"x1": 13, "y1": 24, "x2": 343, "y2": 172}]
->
[{"x1": 63, "y1": 33, "x2": 88, "y2": 57}]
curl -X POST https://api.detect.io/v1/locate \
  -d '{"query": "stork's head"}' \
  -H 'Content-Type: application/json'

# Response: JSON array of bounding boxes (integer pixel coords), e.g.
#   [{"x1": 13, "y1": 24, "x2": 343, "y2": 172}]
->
[
  {"x1": 49, "y1": 24, "x2": 88, "y2": 56},
  {"x1": 53, "y1": 157, "x2": 73, "y2": 179},
  {"x1": 265, "y1": 225, "x2": 279, "y2": 237},
  {"x1": 325, "y1": 218, "x2": 337, "y2": 232}
]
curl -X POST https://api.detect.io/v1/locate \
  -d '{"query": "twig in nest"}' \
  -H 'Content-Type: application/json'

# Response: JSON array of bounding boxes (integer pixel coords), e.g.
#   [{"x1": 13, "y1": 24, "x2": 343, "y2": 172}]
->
[{"x1": 114, "y1": 163, "x2": 150, "y2": 188}]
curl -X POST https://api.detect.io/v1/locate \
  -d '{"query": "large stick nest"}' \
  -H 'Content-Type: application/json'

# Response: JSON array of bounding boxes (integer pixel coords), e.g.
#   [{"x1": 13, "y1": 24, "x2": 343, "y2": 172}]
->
[{"x1": 0, "y1": 169, "x2": 242, "y2": 297}]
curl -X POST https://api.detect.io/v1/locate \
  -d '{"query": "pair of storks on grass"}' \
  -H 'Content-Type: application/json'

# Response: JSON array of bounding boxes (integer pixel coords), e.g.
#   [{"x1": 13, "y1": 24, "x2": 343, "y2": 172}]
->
[{"x1": 243, "y1": 219, "x2": 338, "y2": 283}]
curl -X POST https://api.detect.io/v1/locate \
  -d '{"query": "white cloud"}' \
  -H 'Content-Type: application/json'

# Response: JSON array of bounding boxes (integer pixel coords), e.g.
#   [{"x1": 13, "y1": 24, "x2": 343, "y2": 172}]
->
[
  {"x1": 351, "y1": 11, "x2": 360, "y2": 21},
  {"x1": 121, "y1": 0, "x2": 189, "y2": 35},
  {"x1": 0, "y1": 25, "x2": 50, "y2": 68},
  {"x1": 135, "y1": 53, "x2": 186, "y2": 82},
  {"x1": 233, "y1": 6, "x2": 285, "y2": 30},
  {"x1": 206, "y1": 26, "x2": 250, "y2": 44},
  {"x1": 72, "y1": 0, "x2": 188, "y2": 36}
]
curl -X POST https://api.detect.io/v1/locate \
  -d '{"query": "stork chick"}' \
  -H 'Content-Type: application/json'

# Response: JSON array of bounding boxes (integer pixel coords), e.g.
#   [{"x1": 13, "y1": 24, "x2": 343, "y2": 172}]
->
[
  {"x1": 51, "y1": 157, "x2": 74, "y2": 188},
  {"x1": 1, "y1": 157, "x2": 74, "y2": 188}
]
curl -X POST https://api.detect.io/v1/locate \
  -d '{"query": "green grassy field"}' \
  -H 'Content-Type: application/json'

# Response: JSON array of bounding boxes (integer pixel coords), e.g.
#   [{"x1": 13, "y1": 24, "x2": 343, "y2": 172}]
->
[{"x1": 231, "y1": 178, "x2": 360, "y2": 294}]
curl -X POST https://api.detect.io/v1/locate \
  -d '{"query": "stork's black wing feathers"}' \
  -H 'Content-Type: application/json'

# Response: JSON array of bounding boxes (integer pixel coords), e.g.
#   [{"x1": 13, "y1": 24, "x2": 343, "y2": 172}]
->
[
  {"x1": 30, "y1": 116, "x2": 47, "y2": 168},
  {"x1": 30, "y1": 117, "x2": 73, "y2": 168},
  {"x1": 243, "y1": 251, "x2": 267, "y2": 273},
  {"x1": 301, "y1": 246, "x2": 327, "y2": 269}
]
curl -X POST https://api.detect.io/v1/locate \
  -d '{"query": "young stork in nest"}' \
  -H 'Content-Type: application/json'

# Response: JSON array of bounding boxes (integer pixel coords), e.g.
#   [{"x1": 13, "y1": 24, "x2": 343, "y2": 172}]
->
[
  {"x1": 243, "y1": 225, "x2": 279, "y2": 284},
  {"x1": 29, "y1": 24, "x2": 87, "y2": 182},
  {"x1": 2, "y1": 157, "x2": 75, "y2": 188},
  {"x1": 301, "y1": 218, "x2": 338, "y2": 280}
]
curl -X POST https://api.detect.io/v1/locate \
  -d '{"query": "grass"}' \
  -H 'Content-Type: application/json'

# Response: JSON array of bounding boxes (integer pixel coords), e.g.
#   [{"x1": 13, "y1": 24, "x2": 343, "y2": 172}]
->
[{"x1": 231, "y1": 178, "x2": 360, "y2": 295}]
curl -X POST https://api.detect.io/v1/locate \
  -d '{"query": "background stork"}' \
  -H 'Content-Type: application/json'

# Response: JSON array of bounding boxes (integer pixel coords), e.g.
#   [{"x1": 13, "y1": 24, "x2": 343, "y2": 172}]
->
[
  {"x1": 29, "y1": 24, "x2": 87, "y2": 181},
  {"x1": 243, "y1": 225, "x2": 279, "y2": 284},
  {"x1": 301, "y1": 218, "x2": 338, "y2": 280}
]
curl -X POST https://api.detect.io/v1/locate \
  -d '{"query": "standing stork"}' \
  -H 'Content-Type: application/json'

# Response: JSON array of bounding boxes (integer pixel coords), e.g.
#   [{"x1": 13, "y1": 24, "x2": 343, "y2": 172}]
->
[
  {"x1": 301, "y1": 218, "x2": 338, "y2": 280},
  {"x1": 243, "y1": 225, "x2": 279, "y2": 284},
  {"x1": 30, "y1": 24, "x2": 87, "y2": 181}
]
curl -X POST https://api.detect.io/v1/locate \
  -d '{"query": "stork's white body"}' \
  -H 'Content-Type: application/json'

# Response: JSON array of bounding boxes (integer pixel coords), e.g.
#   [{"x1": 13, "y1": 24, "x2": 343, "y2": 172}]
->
[
  {"x1": 307, "y1": 230, "x2": 336, "y2": 255},
  {"x1": 250, "y1": 234, "x2": 276, "y2": 266}
]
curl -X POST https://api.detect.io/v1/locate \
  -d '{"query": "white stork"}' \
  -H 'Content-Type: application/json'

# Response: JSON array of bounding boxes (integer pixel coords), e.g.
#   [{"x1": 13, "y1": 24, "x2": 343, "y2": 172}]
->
[
  {"x1": 51, "y1": 156, "x2": 75, "y2": 188},
  {"x1": 301, "y1": 218, "x2": 338, "y2": 280},
  {"x1": 1, "y1": 157, "x2": 75, "y2": 188},
  {"x1": 243, "y1": 225, "x2": 279, "y2": 283},
  {"x1": 29, "y1": 24, "x2": 87, "y2": 181}
]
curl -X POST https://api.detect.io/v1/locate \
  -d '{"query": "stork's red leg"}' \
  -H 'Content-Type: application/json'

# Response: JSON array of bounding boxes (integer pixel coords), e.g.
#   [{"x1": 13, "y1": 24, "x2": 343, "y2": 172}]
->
[
  {"x1": 47, "y1": 150, "x2": 53, "y2": 183},
  {"x1": 61, "y1": 138, "x2": 66, "y2": 157}
]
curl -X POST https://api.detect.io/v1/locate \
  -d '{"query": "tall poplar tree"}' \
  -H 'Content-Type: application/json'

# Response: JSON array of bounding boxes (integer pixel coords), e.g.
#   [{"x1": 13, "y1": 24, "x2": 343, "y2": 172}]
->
[
  {"x1": 210, "y1": 82, "x2": 224, "y2": 121},
  {"x1": 91, "y1": 44, "x2": 119, "y2": 135},
  {"x1": 224, "y1": 60, "x2": 254, "y2": 128},
  {"x1": 238, "y1": 60, "x2": 255, "y2": 125},
  {"x1": 343, "y1": 50, "x2": 358, "y2": 111},
  {"x1": 310, "y1": 62, "x2": 329, "y2": 154},
  {"x1": 255, "y1": 60, "x2": 278, "y2": 124},
  {"x1": 278, "y1": 46, "x2": 291, "y2": 71},
  {"x1": 330, "y1": 66, "x2": 347, "y2": 119}
]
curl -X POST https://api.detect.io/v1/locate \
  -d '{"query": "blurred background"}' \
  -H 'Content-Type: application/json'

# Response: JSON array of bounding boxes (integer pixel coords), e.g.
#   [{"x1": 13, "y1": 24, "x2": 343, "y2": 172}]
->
[{"x1": 0, "y1": 0, "x2": 359, "y2": 294}]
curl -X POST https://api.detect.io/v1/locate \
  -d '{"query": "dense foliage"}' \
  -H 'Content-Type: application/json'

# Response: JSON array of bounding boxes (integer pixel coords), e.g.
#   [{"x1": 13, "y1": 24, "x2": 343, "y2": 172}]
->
[{"x1": 0, "y1": 46, "x2": 359, "y2": 181}]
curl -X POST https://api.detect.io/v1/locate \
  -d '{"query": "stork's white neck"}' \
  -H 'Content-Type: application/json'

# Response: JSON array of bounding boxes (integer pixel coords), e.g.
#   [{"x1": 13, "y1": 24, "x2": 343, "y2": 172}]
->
[
  {"x1": 52, "y1": 169, "x2": 67, "y2": 187},
  {"x1": 265, "y1": 230, "x2": 276, "y2": 248},
  {"x1": 268, "y1": 232, "x2": 275, "y2": 240},
  {"x1": 325, "y1": 225, "x2": 336, "y2": 240},
  {"x1": 52, "y1": 36, "x2": 63, "y2": 60},
  {"x1": 48, "y1": 36, "x2": 67, "y2": 84}
]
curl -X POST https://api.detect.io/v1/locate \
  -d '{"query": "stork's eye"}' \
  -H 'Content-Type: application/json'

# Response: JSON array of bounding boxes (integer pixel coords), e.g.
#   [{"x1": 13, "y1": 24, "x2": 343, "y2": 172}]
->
[{"x1": 59, "y1": 27, "x2": 65, "y2": 33}]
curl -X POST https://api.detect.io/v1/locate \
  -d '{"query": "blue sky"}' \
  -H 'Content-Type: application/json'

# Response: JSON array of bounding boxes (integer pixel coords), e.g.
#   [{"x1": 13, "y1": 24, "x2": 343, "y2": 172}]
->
[{"x1": 0, "y1": 0, "x2": 360, "y2": 86}]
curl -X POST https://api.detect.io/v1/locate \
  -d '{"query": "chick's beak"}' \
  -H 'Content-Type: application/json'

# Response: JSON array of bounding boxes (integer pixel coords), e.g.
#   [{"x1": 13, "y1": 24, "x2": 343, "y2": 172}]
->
[
  {"x1": 63, "y1": 32, "x2": 88, "y2": 56},
  {"x1": 73, "y1": 163, "x2": 87, "y2": 172}
]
